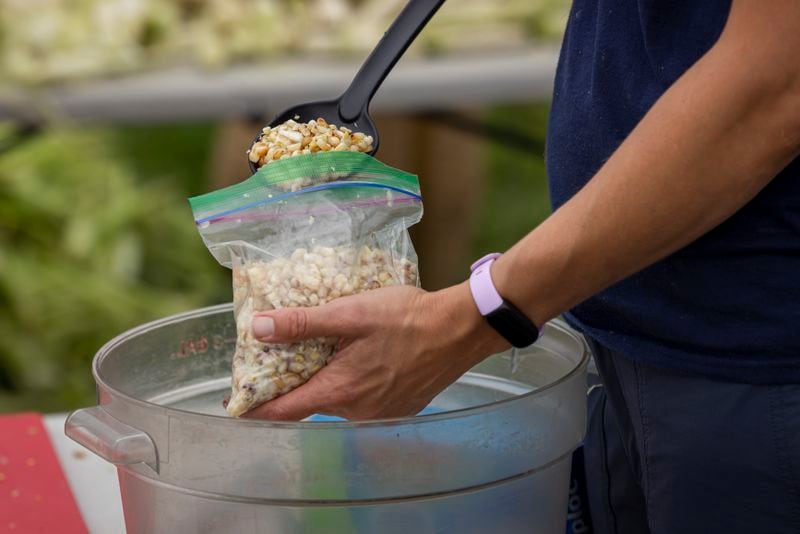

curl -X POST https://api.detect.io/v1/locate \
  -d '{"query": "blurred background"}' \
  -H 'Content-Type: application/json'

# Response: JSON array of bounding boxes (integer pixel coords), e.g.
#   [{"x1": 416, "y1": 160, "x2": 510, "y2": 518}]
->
[{"x1": 0, "y1": 0, "x2": 566, "y2": 414}]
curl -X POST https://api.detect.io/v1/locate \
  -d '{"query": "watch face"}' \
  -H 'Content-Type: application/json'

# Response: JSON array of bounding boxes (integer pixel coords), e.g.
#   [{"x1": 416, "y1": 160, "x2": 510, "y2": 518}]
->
[{"x1": 486, "y1": 302, "x2": 539, "y2": 348}]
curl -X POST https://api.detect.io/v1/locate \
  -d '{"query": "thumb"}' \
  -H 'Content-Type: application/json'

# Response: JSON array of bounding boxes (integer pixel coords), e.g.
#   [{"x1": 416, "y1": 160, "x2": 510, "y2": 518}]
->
[
  {"x1": 241, "y1": 375, "x2": 328, "y2": 421},
  {"x1": 252, "y1": 298, "x2": 365, "y2": 343}
]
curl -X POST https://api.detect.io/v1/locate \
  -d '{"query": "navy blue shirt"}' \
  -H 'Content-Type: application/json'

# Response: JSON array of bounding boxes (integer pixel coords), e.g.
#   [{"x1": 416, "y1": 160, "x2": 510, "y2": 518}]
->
[{"x1": 547, "y1": 0, "x2": 800, "y2": 383}]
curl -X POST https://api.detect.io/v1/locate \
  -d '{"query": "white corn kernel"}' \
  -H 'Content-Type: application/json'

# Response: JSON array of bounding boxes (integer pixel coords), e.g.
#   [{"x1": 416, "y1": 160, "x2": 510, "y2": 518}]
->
[
  {"x1": 227, "y1": 245, "x2": 419, "y2": 417},
  {"x1": 249, "y1": 118, "x2": 374, "y2": 172}
]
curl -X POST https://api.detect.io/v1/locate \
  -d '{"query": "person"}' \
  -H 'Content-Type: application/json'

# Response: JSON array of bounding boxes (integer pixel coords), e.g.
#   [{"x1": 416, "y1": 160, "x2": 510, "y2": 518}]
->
[{"x1": 245, "y1": 1, "x2": 800, "y2": 532}]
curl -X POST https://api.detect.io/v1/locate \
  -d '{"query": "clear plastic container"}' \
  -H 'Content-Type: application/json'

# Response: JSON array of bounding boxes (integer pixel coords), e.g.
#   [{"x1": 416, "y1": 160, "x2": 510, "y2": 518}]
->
[{"x1": 66, "y1": 304, "x2": 588, "y2": 534}]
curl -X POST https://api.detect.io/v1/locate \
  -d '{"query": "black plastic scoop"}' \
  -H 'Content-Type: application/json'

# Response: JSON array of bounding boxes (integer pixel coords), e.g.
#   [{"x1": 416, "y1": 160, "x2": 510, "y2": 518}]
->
[{"x1": 249, "y1": 0, "x2": 447, "y2": 173}]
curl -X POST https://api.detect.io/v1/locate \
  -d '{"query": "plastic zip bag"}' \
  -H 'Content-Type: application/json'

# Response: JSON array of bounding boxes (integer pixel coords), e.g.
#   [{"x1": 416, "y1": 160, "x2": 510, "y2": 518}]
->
[{"x1": 190, "y1": 152, "x2": 423, "y2": 417}]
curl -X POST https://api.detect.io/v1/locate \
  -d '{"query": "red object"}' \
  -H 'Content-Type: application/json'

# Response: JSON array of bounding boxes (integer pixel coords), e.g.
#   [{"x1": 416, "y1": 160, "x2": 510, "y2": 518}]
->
[{"x1": 0, "y1": 413, "x2": 87, "y2": 533}]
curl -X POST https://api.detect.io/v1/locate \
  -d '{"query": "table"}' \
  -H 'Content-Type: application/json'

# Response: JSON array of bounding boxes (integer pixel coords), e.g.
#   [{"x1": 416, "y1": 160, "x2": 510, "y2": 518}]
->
[{"x1": 42, "y1": 414, "x2": 126, "y2": 534}]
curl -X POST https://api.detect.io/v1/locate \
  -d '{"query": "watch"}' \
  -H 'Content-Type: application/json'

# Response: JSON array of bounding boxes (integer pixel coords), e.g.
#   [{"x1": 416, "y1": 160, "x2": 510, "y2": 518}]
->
[{"x1": 469, "y1": 253, "x2": 541, "y2": 348}]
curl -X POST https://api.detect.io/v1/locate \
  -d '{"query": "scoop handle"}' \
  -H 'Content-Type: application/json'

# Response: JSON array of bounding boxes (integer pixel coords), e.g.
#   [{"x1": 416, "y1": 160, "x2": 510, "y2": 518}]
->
[{"x1": 338, "y1": 0, "x2": 447, "y2": 122}]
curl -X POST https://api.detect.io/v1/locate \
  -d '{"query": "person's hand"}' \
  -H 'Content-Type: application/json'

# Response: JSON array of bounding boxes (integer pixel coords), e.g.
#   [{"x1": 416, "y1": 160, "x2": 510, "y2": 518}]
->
[{"x1": 242, "y1": 282, "x2": 509, "y2": 421}]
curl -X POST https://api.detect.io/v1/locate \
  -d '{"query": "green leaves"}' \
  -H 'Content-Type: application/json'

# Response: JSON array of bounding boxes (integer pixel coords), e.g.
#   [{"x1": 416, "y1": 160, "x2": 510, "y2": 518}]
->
[
  {"x1": 0, "y1": 125, "x2": 229, "y2": 412},
  {"x1": 472, "y1": 103, "x2": 552, "y2": 256}
]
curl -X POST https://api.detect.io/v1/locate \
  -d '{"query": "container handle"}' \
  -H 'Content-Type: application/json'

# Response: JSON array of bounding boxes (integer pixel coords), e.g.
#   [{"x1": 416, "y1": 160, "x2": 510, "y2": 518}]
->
[{"x1": 65, "y1": 407, "x2": 158, "y2": 473}]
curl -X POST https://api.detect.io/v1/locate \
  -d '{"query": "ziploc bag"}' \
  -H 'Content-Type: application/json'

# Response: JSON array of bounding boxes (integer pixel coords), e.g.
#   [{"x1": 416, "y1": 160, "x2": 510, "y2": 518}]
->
[{"x1": 189, "y1": 152, "x2": 423, "y2": 417}]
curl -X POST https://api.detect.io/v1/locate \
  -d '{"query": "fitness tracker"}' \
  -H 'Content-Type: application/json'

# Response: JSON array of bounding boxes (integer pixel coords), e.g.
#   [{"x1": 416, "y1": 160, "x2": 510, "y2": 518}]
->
[{"x1": 468, "y1": 253, "x2": 540, "y2": 348}]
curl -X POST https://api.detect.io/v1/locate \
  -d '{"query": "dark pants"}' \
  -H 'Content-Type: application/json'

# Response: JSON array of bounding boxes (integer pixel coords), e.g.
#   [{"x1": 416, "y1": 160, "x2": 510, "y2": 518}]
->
[{"x1": 584, "y1": 338, "x2": 800, "y2": 534}]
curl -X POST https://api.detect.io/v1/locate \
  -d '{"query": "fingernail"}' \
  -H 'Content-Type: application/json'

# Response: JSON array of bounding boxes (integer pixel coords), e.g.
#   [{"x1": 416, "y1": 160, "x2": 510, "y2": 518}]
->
[{"x1": 253, "y1": 316, "x2": 275, "y2": 339}]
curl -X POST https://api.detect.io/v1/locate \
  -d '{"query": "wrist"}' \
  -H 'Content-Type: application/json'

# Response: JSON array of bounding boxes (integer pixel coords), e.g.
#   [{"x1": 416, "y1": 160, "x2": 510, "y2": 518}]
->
[
  {"x1": 429, "y1": 282, "x2": 510, "y2": 363},
  {"x1": 491, "y1": 252, "x2": 557, "y2": 328}
]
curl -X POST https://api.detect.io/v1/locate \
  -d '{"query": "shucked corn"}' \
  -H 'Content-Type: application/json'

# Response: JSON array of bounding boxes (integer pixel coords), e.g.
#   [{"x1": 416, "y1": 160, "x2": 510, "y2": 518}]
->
[
  {"x1": 226, "y1": 245, "x2": 417, "y2": 417},
  {"x1": 248, "y1": 117, "x2": 374, "y2": 170}
]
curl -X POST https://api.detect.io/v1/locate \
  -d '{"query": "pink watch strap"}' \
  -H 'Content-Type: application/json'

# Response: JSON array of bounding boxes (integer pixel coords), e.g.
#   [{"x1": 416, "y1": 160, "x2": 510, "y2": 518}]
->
[{"x1": 469, "y1": 253, "x2": 503, "y2": 316}]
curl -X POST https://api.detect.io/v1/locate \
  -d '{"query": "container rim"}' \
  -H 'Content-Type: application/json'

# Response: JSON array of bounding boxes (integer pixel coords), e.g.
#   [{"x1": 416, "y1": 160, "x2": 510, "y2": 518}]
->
[{"x1": 91, "y1": 303, "x2": 589, "y2": 429}]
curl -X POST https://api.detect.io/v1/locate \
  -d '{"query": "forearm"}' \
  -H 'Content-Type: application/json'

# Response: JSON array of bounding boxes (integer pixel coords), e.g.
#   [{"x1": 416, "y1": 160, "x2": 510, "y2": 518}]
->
[{"x1": 487, "y1": 2, "x2": 800, "y2": 328}]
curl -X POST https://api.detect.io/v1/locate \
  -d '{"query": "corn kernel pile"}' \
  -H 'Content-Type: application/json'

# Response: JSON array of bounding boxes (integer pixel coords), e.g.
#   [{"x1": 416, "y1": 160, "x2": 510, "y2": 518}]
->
[
  {"x1": 226, "y1": 245, "x2": 417, "y2": 417},
  {"x1": 248, "y1": 118, "x2": 374, "y2": 169}
]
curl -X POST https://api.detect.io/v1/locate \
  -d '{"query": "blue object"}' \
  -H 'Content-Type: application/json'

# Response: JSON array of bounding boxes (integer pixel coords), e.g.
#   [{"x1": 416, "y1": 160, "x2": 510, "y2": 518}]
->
[
  {"x1": 305, "y1": 405, "x2": 443, "y2": 422},
  {"x1": 565, "y1": 444, "x2": 593, "y2": 534},
  {"x1": 546, "y1": 0, "x2": 800, "y2": 383}
]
